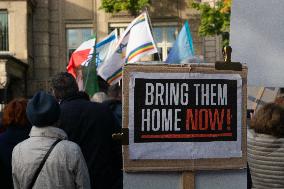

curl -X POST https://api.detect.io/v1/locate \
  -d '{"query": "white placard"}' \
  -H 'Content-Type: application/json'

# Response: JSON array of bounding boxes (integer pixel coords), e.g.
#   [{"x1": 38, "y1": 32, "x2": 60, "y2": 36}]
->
[{"x1": 128, "y1": 72, "x2": 242, "y2": 160}]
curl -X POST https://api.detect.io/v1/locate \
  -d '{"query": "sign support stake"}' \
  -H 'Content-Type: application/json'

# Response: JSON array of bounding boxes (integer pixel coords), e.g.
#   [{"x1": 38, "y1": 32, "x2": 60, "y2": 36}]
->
[{"x1": 181, "y1": 171, "x2": 195, "y2": 189}]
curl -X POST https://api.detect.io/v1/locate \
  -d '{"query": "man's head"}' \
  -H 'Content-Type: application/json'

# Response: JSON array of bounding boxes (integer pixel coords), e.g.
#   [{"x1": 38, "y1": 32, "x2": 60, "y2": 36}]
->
[
  {"x1": 251, "y1": 102, "x2": 284, "y2": 137},
  {"x1": 107, "y1": 83, "x2": 122, "y2": 101},
  {"x1": 51, "y1": 72, "x2": 79, "y2": 100}
]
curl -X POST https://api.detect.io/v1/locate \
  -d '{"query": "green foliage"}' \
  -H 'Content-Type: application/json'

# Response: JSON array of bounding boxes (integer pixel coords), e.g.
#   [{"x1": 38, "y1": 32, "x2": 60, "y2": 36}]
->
[
  {"x1": 100, "y1": 0, "x2": 150, "y2": 15},
  {"x1": 192, "y1": 0, "x2": 231, "y2": 46}
]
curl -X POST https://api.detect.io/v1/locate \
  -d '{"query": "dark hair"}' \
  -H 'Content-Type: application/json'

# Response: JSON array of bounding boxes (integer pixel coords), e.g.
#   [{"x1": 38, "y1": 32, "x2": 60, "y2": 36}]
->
[
  {"x1": 78, "y1": 91, "x2": 90, "y2": 101},
  {"x1": 108, "y1": 83, "x2": 122, "y2": 100},
  {"x1": 251, "y1": 103, "x2": 284, "y2": 137},
  {"x1": 275, "y1": 96, "x2": 284, "y2": 105},
  {"x1": 2, "y1": 98, "x2": 29, "y2": 128},
  {"x1": 51, "y1": 72, "x2": 78, "y2": 100}
]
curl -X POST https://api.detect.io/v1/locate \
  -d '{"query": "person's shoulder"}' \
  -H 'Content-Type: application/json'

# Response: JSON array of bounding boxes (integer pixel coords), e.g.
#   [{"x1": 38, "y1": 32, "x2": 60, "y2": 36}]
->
[
  {"x1": 248, "y1": 128, "x2": 284, "y2": 144},
  {"x1": 103, "y1": 99, "x2": 121, "y2": 106},
  {"x1": 88, "y1": 101, "x2": 110, "y2": 112},
  {"x1": 58, "y1": 140, "x2": 81, "y2": 153},
  {"x1": 61, "y1": 96, "x2": 88, "y2": 106},
  {"x1": 12, "y1": 138, "x2": 30, "y2": 153}
]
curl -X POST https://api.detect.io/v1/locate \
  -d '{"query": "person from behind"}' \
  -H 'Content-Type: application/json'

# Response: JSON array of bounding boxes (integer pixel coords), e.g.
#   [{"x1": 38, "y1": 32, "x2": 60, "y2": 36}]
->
[
  {"x1": 103, "y1": 84, "x2": 123, "y2": 188},
  {"x1": 12, "y1": 91, "x2": 90, "y2": 189},
  {"x1": 0, "y1": 98, "x2": 31, "y2": 189},
  {"x1": 103, "y1": 84, "x2": 122, "y2": 128},
  {"x1": 248, "y1": 103, "x2": 284, "y2": 188},
  {"x1": 51, "y1": 72, "x2": 122, "y2": 189}
]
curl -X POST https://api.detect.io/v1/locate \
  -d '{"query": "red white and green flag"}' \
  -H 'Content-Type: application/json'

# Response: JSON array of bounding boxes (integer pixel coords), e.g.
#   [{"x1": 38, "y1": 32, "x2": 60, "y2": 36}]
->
[
  {"x1": 67, "y1": 36, "x2": 97, "y2": 95},
  {"x1": 67, "y1": 31, "x2": 117, "y2": 96},
  {"x1": 67, "y1": 37, "x2": 96, "y2": 78}
]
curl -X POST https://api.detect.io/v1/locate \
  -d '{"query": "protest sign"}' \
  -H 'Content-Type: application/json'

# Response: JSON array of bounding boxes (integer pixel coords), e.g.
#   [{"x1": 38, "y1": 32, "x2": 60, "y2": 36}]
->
[
  {"x1": 134, "y1": 78, "x2": 237, "y2": 143},
  {"x1": 122, "y1": 63, "x2": 247, "y2": 172}
]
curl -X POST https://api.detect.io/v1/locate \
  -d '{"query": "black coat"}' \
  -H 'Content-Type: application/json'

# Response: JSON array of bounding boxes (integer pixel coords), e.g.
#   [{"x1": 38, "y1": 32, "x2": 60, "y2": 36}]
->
[
  {"x1": 0, "y1": 125, "x2": 31, "y2": 189},
  {"x1": 103, "y1": 99, "x2": 122, "y2": 128},
  {"x1": 59, "y1": 94, "x2": 122, "y2": 189}
]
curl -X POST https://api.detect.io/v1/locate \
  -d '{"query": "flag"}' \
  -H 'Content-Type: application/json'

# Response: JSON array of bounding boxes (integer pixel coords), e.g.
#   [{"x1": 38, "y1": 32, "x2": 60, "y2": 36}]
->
[
  {"x1": 165, "y1": 21, "x2": 195, "y2": 64},
  {"x1": 67, "y1": 31, "x2": 117, "y2": 95},
  {"x1": 67, "y1": 37, "x2": 96, "y2": 78},
  {"x1": 98, "y1": 12, "x2": 158, "y2": 85},
  {"x1": 94, "y1": 30, "x2": 117, "y2": 69},
  {"x1": 82, "y1": 54, "x2": 99, "y2": 97},
  {"x1": 83, "y1": 31, "x2": 117, "y2": 96}
]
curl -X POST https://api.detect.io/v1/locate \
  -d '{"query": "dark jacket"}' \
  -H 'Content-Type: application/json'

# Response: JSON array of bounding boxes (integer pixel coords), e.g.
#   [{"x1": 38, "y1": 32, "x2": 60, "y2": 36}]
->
[
  {"x1": 0, "y1": 125, "x2": 31, "y2": 189},
  {"x1": 59, "y1": 93, "x2": 122, "y2": 189},
  {"x1": 103, "y1": 99, "x2": 122, "y2": 128}
]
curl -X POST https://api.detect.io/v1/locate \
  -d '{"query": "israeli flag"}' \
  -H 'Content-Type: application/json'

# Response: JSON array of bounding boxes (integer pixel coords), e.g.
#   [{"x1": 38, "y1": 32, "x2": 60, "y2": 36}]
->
[{"x1": 95, "y1": 30, "x2": 118, "y2": 69}]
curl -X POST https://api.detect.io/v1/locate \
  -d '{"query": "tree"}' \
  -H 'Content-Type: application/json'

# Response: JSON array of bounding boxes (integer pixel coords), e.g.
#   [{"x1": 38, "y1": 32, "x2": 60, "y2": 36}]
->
[
  {"x1": 100, "y1": 0, "x2": 151, "y2": 15},
  {"x1": 192, "y1": 0, "x2": 231, "y2": 46}
]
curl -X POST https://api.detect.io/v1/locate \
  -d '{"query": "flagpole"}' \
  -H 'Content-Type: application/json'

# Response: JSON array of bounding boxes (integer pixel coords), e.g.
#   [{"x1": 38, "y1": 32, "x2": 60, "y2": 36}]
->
[
  {"x1": 84, "y1": 33, "x2": 97, "y2": 91},
  {"x1": 145, "y1": 7, "x2": 162, "y2": 62},
  {"x1": 83, "y1": 0, "x2": 97, "y2": 91}
]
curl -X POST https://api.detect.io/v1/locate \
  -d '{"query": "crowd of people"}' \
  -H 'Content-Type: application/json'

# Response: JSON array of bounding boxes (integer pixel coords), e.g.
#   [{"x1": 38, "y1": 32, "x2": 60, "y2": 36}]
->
[
  {"x1": 0, "y1": 72, "x2": 122, "y2": 189},
  {"x1": 1, "y1": 71, "x2": 284, "y2": 189}
]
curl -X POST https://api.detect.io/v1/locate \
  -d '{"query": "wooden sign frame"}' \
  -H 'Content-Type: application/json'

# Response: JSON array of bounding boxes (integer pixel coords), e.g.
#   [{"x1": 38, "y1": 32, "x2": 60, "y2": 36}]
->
[{"x1": 122, "y1": 63, "x2": 247, "y2": 172}]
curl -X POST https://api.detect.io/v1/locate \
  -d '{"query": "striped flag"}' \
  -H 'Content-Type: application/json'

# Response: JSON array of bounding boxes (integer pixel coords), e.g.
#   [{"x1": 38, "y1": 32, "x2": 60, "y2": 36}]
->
[
  {"x1": 95, "y1": 30, "x2": 117, "y2": 69},
  {"x1": 98, "y1": 12, "x2": 158, "y2": 85}
]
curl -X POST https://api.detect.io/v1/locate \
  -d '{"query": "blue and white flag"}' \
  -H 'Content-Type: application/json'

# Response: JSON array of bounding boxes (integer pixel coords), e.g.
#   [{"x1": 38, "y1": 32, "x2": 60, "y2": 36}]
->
[
  {"x1": 165, "y1": 21, "x2": 195, "y2": 64},
  {"x1": 98, "y1": 12, "x2": 157, "y2": 85},
  {"x1": 95, "y1": 30, "x2": 117, "y2": 69}
]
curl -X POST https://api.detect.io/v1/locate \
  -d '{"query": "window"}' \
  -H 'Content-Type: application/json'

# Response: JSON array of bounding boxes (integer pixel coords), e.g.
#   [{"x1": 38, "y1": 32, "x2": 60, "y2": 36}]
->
[
  {"x1": 109, "y1": 23, "x2": 128, "y2": 36},
  {"x1": 109, "y1": 23, "x2": 178, "y2": 61},
  {"x1": 152, "y1": 25, "x2": 178, "y2": 61},
  {"x1": 66, "y1": 28, "x2": 93, "y2": 61},
  {"x1": 0, "y1": 10, "x2": 8, "y2": 51}
]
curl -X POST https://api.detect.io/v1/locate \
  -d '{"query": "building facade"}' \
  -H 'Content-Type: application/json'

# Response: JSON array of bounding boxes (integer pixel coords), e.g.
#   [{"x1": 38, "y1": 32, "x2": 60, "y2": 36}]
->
[
  {"x1": 0, "y1": 0, "x2": 31, "y2": 107},
  {"x1": 0, "y1": 0, "x2": 222, "y2": 102}
]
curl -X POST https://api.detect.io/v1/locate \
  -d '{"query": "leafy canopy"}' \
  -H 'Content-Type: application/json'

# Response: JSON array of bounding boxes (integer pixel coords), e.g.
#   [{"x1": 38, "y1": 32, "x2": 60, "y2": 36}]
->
[
  {"x1": 100, "y1": 0, "x2": 150, "y2": 15},
  {"x1": 192, "y1": 0, "x2": 231, "y2": 46}
]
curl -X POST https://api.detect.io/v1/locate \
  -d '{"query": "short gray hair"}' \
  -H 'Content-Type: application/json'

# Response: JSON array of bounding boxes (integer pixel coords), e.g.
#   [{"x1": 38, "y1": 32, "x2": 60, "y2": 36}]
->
[{"x1": 91, "y1": 92, "x2": 107, "y2": 103}]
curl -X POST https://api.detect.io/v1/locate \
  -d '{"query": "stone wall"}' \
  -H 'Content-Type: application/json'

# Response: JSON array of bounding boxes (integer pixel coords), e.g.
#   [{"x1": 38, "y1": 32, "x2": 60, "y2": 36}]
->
[
  {"x1": 0, "y1": 1, "x2": 28, "y2": 61},
  {"x1": 29, "y1": 0, "x2": 65, "y2": 95},
  {"x1": 28, "y1": 0, "x2": 96, "y2": 95},
  {"x1": 28, "y1": 0, "x2": 50, "y2": 95},
  {"x1": 0, "y1": 1, "x2": 29, "y2": 102},
  {"x1": 28, "y1": 0, "x2": 222, "y2": 95}
]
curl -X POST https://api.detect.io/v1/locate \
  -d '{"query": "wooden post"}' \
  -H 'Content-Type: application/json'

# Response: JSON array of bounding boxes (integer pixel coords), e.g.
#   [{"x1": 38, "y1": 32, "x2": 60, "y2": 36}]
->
[{"x1": 181, "y1": 171, "x2": 195, "y2": 189}]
